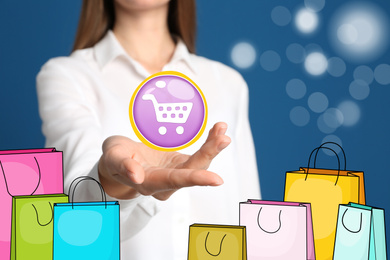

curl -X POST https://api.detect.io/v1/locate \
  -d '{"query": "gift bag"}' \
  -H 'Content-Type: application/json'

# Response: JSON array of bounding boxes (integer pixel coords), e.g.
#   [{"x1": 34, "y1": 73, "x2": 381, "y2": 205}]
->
[
  {"x1": 284, "y1": 143, "x2": 365, "y2": 260},
  {"x1": 333, "y1": 203, "x2": 387, "y2": 260},
  {"x1": 53, "y1": 176, "x2": 120, "y2": 260},
  {"x1": 239, "y1": 200, "x2": 315, "y2": 260},
  {"x1": 188, "y1": 224, "x2": 247, "y2": 260},
  {"x1": 10, "y1": 194, "x2": 68, "y2": 260},
  {"x1": 0, "y1": 148, "x2": 63, "y2": 260}
]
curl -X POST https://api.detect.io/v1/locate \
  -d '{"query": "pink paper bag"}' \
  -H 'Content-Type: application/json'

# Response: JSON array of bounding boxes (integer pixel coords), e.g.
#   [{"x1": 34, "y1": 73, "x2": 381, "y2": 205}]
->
[
  {"x1": 240, "y1": 200, "x2": 316, "y2": 260},
  {"x1": 0, "y1": 148, "x2": 63, "y2": 260}
]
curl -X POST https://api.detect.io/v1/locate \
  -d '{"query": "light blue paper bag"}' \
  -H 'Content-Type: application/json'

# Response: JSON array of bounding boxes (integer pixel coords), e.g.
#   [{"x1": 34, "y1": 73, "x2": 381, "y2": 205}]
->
[
  {"x1": 53, "y1": 176, "x2": 120, "y2": 260},
  {"x1": 333, "y1": 203, "x2": 387, "y2": 260}
]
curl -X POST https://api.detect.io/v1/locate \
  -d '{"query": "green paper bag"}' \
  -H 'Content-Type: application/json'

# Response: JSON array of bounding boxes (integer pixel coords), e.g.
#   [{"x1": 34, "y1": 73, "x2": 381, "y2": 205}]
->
[{"x1": 11, "y1": 194, "x2": 68, "y2": 260}]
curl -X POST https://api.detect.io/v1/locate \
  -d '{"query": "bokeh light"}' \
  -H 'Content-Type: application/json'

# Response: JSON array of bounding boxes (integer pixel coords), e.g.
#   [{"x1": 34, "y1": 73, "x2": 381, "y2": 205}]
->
[
  {"x1": 338, "y1": 100, "x2": 360, "y2": 127},
  {"x1": 286, "y1": 78, "x2": 306, "y2": 99},
  {"x1": 295, "y1": 8, "x2": 319, "y2": 34},
  {"x1": 327, "y1": 57, "x2": 346, "y2": 77},
  {"x1": 349, "y1": 80, "x2": 370, "y2": 100},
  {"x1": 304, "y1": 52, "x2": 328, "y2": 76},
  {"x1": 305, "y1": 0, "x2": 326, "y2": 12},
  {"x1": 231, "y1": 42, "x2": 257, "y2": 69},
  {"x1": 286, "y1": 43, "x2": 306, "y2": 64},
  {"x1": 290, "y1": 106, "x2": 310, "y2": 127},
  {"x1": 329, "y1": 2, "x2": 389, "y2": 63},
  {"x1": 353, "y1": 65, "x2": 374, "y2": 84},
  {"x1": 374, "y1": 64, "x2": 390, "y2": 85},
  {"x1": 271, "y1": 6, "x2": 292, "y2": 26},
  {"x1": 260, "y1": 50, "x2": 281, "y2": 72},
  {"x1": 321, "y1": 135, "x2": 343, "y2": 156},
  {"x1": 308, "y1": 92, "x2": 328, "y2": 113}
]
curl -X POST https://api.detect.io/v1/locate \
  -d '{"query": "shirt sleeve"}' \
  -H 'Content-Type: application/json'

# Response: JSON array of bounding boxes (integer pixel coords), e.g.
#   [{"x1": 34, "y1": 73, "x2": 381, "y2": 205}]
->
[
  {"x1": 235, "y1": 75, "x2": 262, "y2": 201},
  {"x1": 36, "y1": 58, "x2": 159, "y2": 241}
]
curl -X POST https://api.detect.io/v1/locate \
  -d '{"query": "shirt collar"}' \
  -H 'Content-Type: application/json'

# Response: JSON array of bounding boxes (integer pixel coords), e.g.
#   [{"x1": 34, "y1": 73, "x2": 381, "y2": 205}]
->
[{"x1": 94, "y1": 30, "x2": 198, "y2": 75}]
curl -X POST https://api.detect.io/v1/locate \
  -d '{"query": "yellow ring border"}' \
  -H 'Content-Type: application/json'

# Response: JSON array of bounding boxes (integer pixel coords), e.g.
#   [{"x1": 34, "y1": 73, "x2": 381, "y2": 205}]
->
[{"x1": 129, "y1": 71, "x2": 208, "y2": 151}]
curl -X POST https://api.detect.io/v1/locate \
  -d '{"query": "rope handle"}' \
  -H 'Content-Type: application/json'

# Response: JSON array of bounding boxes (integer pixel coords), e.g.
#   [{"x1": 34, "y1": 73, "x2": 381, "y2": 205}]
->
[
  {"x1": 342, "y1": 208, "x2": 363, "y2": 233},
  {"x1": 68, "y1": 176, "x2": 107, "y2": 209},
  {"x1": 257, "y1": 207, "x2": 282, "y2": 234},
  {"x1": 0, "y1": 157, "x2": 41, "y2": 196},
  {"x1": 204, "y1": 232, "x2": 227, "y2": 256},
  {"x1": 32, "y1": 202, "x2": 53, "y2": 226},
  {"x1": 314, "y1": 142, "x2": 346, "y2": 170},
  {"x1": 306, "y1": 146, "x2": 341, "y2": 185}
]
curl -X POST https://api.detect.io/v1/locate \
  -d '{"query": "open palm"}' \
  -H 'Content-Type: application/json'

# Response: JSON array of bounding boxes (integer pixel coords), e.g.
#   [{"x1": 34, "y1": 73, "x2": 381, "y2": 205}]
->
[{"x1": 98, "y1": 122, "x2": 231, "y2": 200}]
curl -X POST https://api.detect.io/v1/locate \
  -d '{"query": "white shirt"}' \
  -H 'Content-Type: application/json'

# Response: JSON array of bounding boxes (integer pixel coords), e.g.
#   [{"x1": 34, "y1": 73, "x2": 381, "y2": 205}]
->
[{"x1": 37, "y1": 31, "x2": 260, "y2": 260}]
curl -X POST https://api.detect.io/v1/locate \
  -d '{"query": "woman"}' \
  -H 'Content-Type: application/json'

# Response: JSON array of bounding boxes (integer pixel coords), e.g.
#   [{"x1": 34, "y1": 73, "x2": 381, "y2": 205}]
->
[{"x1": 37, "y1": 0, "x2": 260, "y2": 259}]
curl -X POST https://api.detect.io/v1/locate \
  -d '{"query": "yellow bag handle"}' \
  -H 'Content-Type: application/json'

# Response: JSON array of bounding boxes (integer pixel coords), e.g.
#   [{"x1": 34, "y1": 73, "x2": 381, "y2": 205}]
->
[{"x1": 306, "y1": 146, "x2": 341, "y2": 185}]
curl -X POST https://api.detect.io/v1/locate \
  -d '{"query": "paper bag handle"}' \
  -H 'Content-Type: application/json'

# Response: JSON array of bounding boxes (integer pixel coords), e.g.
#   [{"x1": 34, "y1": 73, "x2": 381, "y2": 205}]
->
[
  {"x1": 342, "y1": 208, "x2": 362, "y2": 233},
  {"x1": 314, "y1": 142, "x2": 346, "y2": 170},
  {"x1": 257, "y1": 207, "x2": 282, "y2": 234},
  {"x1": 204, "y1": 232, "x2": 227, "y2": 256},
  {"x1": 68, "y1": 176, "x2": 107, "y2": 209},
  {"x1": 306, "y1": 146, "x2": 341, "y2": 185},
  {"x1": 0, "y1": 157, "x2": 42, "y2": 196},
  {"x1": 32, "y1": 202, "x2": 53, "y2": 226}
]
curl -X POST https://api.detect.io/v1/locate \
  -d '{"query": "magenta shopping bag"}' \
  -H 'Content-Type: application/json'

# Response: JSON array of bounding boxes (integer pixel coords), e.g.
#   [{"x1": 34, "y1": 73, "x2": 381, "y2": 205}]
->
[
  {"x1": 0, "y1": 148, "x2": 63, "y2": 260},
  {"x1": 240, "y1": 200, "x2": 315, "y2": 260}
]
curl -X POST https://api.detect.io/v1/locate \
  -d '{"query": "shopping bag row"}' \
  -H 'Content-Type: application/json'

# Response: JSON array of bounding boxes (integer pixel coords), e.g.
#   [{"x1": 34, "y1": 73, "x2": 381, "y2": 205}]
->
[
  {"x1": 188, "y1": 200, "x2": 387, "y2": 260},
  {"x1": 10, "y1": 176, "x2": 120, "y2": 260},
  {"x1": 0, "y1": 148, "x2": 120, "y2": 260}
]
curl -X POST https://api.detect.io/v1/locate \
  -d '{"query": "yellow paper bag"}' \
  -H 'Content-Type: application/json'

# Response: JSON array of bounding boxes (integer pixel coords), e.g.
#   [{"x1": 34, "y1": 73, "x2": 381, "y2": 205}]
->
[
  {"x1": 284, "y1": 144, "x2": 365, "y2": 260},
  {"x1": 188, "y1": 224, "x2": 246, "y2": 260}
]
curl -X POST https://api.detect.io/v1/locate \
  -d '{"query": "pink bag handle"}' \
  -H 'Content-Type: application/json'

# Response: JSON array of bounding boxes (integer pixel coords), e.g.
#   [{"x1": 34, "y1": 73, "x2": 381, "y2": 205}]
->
[
  {"x1": 257, "y1": 207, "x2": 282, "y2": 234},
  {"x1": 0, "y1": 157, "x2": 42, "y2": 196}
]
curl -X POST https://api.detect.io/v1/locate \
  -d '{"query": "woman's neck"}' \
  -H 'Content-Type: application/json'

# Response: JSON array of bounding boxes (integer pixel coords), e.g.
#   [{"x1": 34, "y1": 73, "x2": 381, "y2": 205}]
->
[{"x1": 113, "y1": 3, "x2": 176, "y2": 74}]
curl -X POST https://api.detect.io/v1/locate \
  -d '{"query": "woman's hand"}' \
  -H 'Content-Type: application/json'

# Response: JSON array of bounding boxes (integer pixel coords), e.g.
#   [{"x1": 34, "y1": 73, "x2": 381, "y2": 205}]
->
[{"x1": 98, "y1": 122, "x2": 231, "y2": 200}]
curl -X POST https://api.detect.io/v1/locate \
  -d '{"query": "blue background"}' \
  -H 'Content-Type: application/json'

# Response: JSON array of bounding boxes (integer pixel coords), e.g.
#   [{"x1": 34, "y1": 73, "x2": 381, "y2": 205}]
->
[{"x1": 1, "y1": 0, "x2": 389, "y2": 255}]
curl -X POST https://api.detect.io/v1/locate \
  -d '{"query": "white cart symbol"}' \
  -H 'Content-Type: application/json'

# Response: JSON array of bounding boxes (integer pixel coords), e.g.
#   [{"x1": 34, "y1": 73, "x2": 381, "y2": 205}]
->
[{"x1": 142, "y1": 94, "x2": 193, "y2": 135}]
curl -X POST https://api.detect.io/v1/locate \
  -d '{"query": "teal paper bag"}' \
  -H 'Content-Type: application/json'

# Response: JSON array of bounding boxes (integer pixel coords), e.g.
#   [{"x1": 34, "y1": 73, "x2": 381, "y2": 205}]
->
[
  {"x1": 333, "y1": 203, "x2": 387, "y2": 260},
  {"x1": 53, "y1": 176, "x2": 120, "y2": 260},
  {"x1": 10, "y1": 194, "x2": 68, "y2": 260}
]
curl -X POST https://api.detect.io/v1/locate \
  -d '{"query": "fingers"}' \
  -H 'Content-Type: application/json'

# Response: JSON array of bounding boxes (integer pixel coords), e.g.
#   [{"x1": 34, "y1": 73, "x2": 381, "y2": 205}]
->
[
  {"x1": 180, "y1": 122, "x2": 231, "y2": 170},
  {"x1": 138, "y1": 167, "x2": 223, "y2": 198}
]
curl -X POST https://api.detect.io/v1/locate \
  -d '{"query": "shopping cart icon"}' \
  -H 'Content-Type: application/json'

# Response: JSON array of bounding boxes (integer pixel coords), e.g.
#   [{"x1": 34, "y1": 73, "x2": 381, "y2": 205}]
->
[{"x1": 142, "y1": 93, "x2": 193, "y2": 135}]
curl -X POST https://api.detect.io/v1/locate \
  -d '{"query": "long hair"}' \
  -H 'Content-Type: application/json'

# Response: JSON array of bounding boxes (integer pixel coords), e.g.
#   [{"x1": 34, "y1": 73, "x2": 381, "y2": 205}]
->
[{"x1": 72, "y1": 0, "x2": 196, "y2": 53}]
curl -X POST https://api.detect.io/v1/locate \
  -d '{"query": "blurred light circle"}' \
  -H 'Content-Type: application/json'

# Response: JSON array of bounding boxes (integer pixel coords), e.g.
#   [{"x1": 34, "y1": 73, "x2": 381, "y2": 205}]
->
[
  {"x1": 323, "y1": 108, "x2": 344, "y2": 128},
  {"x1": 290, "y1": 106, "x2": 310, "y2": 127},
  {"x1": 337, "y1": 24, "x2": 358, "y2": 45},
  {"x1": 260, "y1": 50, "x2": 281, "y2": 72},
  {"x1": 286, "y1": 79, "x2": 306, "y2": 99},
  {"x1": 231, "y1": 42, "x2": 257, "y2": 69},
  {"x1": 329, "y1": 2, "x2": 389, "y2": 63},
  {"x1": 317, "y1": 114, "x2": 336, "y2": 134},
  {"x1": 295, "y1": 8, "x2": 319, "y2": 33},
  {"x1": 349, "y1": 79, "x2": 370, "y2": 100},
  {"x1": 374, "y1": 64, "x2": 390, "y2": 85},
  {"x1": 271, "y1": 6, "x2": 292, "y2": 26},
  {"x1": 286, "y1": 43, "x2": 306, "y2": 64},
  {"x1": 321, "y1": 135, "x2": 343, "y2": 156},
  {"x1": 305, "y1": 0, "x2": 325, "y2": 12},
  {"x1": 353, "y1": 65, "x2": 374, "y2": 84},
  {"x1": 308, "y1": 92, "x2": 328, "y2": 113},
  {"x1": 305, "y1": 52, "x2": 328, "y2": 76},
  {"x1": 327, "y1": 57, "x2": 346, "y2": 77},
  {"x1": 338, "y1": 100, "x2": 360, "y2": 126}
]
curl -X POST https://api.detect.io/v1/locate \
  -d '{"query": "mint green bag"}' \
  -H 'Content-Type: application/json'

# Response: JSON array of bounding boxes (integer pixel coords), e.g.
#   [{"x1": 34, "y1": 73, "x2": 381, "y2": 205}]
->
[
  {"x1": 333, "y1": 203, "x2": 387, "y2": 260},
  {"x1": 10, "y1": 194, "x2": 68, "y2": 260}
]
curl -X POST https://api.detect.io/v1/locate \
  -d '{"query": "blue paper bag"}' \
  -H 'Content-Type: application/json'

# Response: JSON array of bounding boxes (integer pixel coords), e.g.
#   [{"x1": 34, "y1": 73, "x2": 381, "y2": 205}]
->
[
  {"x1": 333, "y1": 203, "x2": 387, "y2": 260},
  {"x1": 53, "y1": 177, "x2": 120, "y2": 260}
]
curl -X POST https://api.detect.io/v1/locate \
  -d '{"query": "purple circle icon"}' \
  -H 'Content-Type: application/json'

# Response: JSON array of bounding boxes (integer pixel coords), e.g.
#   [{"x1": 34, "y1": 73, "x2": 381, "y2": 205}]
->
[{"x1": 129, "y1": 71, "x2": 208, "y2": 151}]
